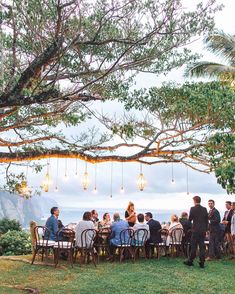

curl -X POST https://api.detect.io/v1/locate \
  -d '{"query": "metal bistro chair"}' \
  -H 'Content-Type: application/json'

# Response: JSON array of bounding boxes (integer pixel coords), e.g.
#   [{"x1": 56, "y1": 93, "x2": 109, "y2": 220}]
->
[
  {"x1": 169, "y1": 228, "x2": 184, "y2": 257},
  {"x1": 156, "y1": 229, "x2": 169, "y2": 259},
  {"x1": 132, "y1": 228, "x2": 148, "y2": 260},
  {"x1": 31, "y1": 226, "x2": 55, "y2": 265},
  {"x1": 95, "y1": 228, "x2": 112, "y2": 263},
  {"x1": 54, "y1": 228, "x2": 75, "y2": 267},
  {"x1": 117, "y1": 228, "x2": 134, "y2": 262},
  {"x1": 74, "y1": 229, "x2": 97, "y2": 267}
]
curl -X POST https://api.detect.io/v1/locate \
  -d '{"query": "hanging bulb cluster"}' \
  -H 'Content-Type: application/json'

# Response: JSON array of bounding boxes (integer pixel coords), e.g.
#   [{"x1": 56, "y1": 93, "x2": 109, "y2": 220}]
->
[
  {"x1": 137, "y1": 163, "x2": 147, "y2": 191},
  {"x1": 81, "y1": 162, "x2": 90, "y2": 190},
  {"x1": 171, "y1": 162, "x2": 175, "y2": 184},
  {"x1": 42, "y1": 160, "x2": 52, "y2": 192}
]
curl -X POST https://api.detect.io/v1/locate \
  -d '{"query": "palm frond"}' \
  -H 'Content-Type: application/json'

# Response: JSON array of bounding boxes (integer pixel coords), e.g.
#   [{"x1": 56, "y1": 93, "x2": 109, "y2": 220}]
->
[
  {"x1": 185, "y1": 61, "x2": 235, "y2": 78},
  {"x1": 205, "y1": 31, "x2": 235, "y2": 64}
]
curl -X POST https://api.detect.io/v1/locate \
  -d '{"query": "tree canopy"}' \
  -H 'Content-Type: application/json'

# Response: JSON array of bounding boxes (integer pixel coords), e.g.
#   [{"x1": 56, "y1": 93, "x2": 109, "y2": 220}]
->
[{"x1": 1, "y1": 0, "x2": 233, "y2": 195}]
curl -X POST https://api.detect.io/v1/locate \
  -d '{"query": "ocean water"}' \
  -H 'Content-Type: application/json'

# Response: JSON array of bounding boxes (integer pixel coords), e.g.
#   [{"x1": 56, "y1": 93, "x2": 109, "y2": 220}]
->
[{"x1": 56, "y1": 207, "x2": 182, "y2": 226}]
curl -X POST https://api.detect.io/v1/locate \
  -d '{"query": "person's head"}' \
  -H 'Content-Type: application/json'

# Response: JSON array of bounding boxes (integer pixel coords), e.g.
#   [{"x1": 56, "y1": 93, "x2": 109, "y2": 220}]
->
[
  {"x1": 145, "y1": 212, "x2": 152, "y2": 222},
  {"x1": 83, "y1": 211, "x2": 92, "y2": 221},
  {"x1": 225, "y1": 201, "x2": 232, "y2": 210},
  {"x1": 126, "y1": 201, "x2": 135, "y2": 212},
  {"x1": 113, "y1": 212, "x2": 120, "y2": 222},
  {"x1": 208, "y1": 199, "x2": 215, "y2": 209},
  {"x1": 181, "y1": 212, "x2": 188, "y2": 219},
  {"x1": 137, "y1": 213, "x2": 144, "y2": 223},
  {"x1": 232, "y1": 202, "x2": 235, "y2": 210},
  {"x1": 91, "y1": 209, "x2": 98, "y2": 219},
  {"x1": 171, "y1": 214, "x2": 179, "y2": 223},
  {"x1": 58, "y1": 219, "x2": 63, "y2": 229},
  {"x1": 103, "y1": 212, "x2": 110, "y2": 221},
  {"x1": 193, "y1": 195, "x2": 201, "y2": 205},
  {"x1": 50, "y1": 207, "x2": 59, "y2": 217}
]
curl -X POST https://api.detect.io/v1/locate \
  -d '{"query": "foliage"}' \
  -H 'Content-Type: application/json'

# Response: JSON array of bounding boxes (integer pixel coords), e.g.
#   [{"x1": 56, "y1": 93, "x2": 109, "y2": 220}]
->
[
  {"x1": 185, "y1": 30, "x2": 235, "y2": 84},
  {"x1": 0, "y1": 0, "x2": 228, "y2": 194},
  {"x1": 0, "y1": 258, "x2": 235, "y2": 293},
  {"x1": 0, "y1": 218, "x2": 21, "y2": 235},
  {"x1": 0, "y1": 230, "x2": 31, "y2": 256}
]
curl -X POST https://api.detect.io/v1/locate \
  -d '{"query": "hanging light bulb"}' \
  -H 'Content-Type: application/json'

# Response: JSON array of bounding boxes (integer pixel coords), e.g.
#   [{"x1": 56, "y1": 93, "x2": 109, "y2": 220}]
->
[
  {"x1": 81, "y1": 162, "x2": 90, "y2": 190},
  {"x1": 93, "y1": 164, "x2": 98, "y2": 193},
  {"x1": 64, "y1": 159, "x2": 69, "y2": 181},
  {"x1": 54, "y1": 158, "x2": 59, "y2": 192},
  {"x1": 75, "y1": 158, "x2": 78, "y2": 177},
  {"x1": 120, "y1": 162, "x2": 125, "y2": 193},
  {"x1": 137, "y1": 163, "x2": 146, "y2": 191},
  {"x1": 42, "y1": 160, "x2": 52, "y2": 192},
  {"x1": 171, "y1": 162, "x2": 175, "y2": 184}
]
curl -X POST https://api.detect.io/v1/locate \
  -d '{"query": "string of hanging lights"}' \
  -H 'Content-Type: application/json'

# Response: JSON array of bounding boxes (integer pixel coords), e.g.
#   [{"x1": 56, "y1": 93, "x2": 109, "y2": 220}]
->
[
  {"x1": 42, "y1": 159, "x2": 51, "y2": 192},
  {"x1": 64, "y1": 158, "x2": 69, "y2": 181},
  {"x1": 186, "y1": 166, "x2": 189, "y2": 195}
]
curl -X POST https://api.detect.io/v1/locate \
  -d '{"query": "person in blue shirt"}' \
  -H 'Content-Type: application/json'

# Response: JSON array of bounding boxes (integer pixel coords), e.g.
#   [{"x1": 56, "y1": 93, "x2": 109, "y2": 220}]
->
[
  {"x1": 108, "y1": 212, "x2": 129, "y2": 260},
  {"x1": 45, "y1": 207, "x2": 60, "y2": 241}
]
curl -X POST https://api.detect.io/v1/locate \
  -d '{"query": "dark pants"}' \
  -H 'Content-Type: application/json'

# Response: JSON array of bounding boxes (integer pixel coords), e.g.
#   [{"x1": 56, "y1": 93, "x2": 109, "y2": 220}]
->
[
  {"x1": 208, "y1": 231, "x2": 221, "y2": 258},
  {"x1": 189, "y1": 232, "x2": 206, "y2": 263}
]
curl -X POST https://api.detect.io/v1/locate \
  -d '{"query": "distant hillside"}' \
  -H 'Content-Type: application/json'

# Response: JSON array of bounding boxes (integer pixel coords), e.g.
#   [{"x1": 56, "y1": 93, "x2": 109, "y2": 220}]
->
[{"x1": 0, "y1": 191, "x2": 58, "y2": 227}]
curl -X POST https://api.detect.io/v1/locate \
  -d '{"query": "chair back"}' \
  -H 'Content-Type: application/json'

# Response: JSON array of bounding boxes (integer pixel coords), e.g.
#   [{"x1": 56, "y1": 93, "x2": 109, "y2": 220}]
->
[
  {"x1": 171, "y1": 228, "x2": 184, "y2": 244},
  {"x1": 159, "y1": 228, "x2": 168, "y2": 243},
  {"x1": 34, "y1": 226, "x2": 51, "y2": 247},
  {"x1": 134, "y1": 229, "x2": 148, "y2": 246},
  {"x1": 80, "y1": 229, "x2": 97, "y2": 249},
  {"x1": 119, "y1": 228, "x2": 133, "y2": 246},
  {"x1": 56, "y1": 228, "x2": 75, "y2": 249},
  {"x1": 95, "y1": 228, "x2": 112, "y2": 245}
]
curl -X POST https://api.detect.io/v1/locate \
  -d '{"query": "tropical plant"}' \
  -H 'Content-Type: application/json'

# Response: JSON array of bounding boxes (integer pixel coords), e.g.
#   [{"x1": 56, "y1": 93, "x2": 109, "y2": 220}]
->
[{"x1": 185, "y1": 31, "x2": 235, "y2": 86}]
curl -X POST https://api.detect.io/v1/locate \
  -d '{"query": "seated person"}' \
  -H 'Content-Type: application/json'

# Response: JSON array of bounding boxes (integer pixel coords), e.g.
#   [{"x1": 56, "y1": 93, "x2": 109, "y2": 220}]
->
[
  {"x1": 166, "y1": 214, "x2": 183, "y2": 246},
  {"x1": 109, "y1": 212, "x2": 129, "y2": 259},
  {"x1": 98, "y1": 212, "x2": 112, "y2": 230},
  {"x1": 45, "y1": 207, "x2": 60, "y2": 241},
  {"x1": 133, "y1": 213, "x2": 150, "y2": 244},
  {"x1": 144, "y1": 212, "x2": 162, "y2": 258},
  {"x1": 179, "y1": 212, "x2": 191, "y2": 235},
  {"x1": 75, "y1": 211, "x2": 95, "y2": 248}
]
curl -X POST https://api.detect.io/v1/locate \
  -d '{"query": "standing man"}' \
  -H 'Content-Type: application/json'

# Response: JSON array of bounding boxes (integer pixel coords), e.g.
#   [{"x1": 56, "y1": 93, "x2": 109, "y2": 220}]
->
[
  {"x1": 222, "y1": 201, "x2": 234, "y2": 254},
  {"x1": 184, "y1": 196, "x2": 208, "y2": 268},
  {"x1": 230, "y1": 202, "x2": 235, "y2": 259},
  {"x1": 206, "y1": 199, "x2": 221, "y2": 261},
  {"x1": 45, "y1": 207, "x2": 60, "y2": 241}
]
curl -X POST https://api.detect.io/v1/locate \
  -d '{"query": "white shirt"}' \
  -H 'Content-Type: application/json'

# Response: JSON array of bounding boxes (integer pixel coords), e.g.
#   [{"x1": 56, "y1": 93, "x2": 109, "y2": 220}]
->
[
  {"x1": 75, "y1": 220, "x2": 95, "y2": 247},
  {"x1": 133, "y1": 222, "x2": 150, "y2": 240},
  {"x1": 231, "y1": 213, "x2": 235, "y2": 236}
]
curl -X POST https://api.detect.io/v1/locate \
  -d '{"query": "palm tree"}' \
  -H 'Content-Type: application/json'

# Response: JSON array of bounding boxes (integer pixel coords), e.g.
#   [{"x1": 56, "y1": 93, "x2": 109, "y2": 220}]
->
[{"x1": 185, "y1": 31, "x2": 235, "y2": 86}]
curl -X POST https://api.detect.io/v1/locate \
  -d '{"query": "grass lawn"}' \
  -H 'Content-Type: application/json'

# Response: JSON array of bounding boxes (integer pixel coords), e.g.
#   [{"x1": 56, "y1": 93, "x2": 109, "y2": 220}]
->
[{"x1": 0, "y1": 256, "x2": 234, "y2": 294}]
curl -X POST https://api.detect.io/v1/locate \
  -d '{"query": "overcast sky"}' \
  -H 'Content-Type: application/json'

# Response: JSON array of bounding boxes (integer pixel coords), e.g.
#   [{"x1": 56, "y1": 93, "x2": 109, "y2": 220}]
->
[{"x1": 5, "y1": 0, "x2": 235, "y2": 214}]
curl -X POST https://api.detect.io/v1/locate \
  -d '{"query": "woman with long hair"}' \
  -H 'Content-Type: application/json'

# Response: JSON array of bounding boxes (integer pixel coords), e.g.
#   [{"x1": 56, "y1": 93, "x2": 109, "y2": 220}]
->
[{"x1": 125, "y1": 201, "x2": 137, "y2": 227}]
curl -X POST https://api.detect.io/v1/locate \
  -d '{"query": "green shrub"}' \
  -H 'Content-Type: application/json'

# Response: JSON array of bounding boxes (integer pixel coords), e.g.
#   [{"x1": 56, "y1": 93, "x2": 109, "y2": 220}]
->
[
  {"x1": 0, "y1": 230, "x2": 32, "y2": 256},
  {"x1": 0, "y1": 218, "x2": 22, "y2": 235}
]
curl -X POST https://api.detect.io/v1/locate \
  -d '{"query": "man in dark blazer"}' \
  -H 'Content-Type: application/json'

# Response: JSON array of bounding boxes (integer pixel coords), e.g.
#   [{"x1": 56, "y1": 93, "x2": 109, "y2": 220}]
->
[
  {"x1": 222, "y1": 201, "x2": 234, "y2": 254},
  {"x1": 184, "y1": 196, "x2": 208, "y2": 268},
  {"x1": 144, "y1": 212, "x2": 162, "y2": 257},
  {"x1": 206, "y1": 199, "x2": 221, "y2": 260}
]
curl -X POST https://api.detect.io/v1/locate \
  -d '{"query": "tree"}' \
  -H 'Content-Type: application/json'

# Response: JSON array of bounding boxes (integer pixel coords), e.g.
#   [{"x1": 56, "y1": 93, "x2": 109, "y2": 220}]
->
[
  {"x1": 185, "y1": 31, "x2": 235, "y2": 86},
  {"x1": 0, "y1": 0, "x2": 226, "y2": 194}
]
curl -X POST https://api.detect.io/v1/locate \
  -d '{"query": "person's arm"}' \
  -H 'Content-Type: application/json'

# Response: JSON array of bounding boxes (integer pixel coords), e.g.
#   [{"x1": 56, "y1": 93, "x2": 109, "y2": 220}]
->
[
  {"x1": 188, "y1": 208, "x2": 193, "y2": 222},
  {"x1": 52, "y1": 217, "x2": 59, "y2": 239},
  {"x1": 210, "y1": 210, "x2": 220, "y2": 225},
  {"x1": 125, "y1": 210, "x2": 135, "y2": 221},
  {"x1": 231, "y1": 215, "x2": 235, "y2": 236}
]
